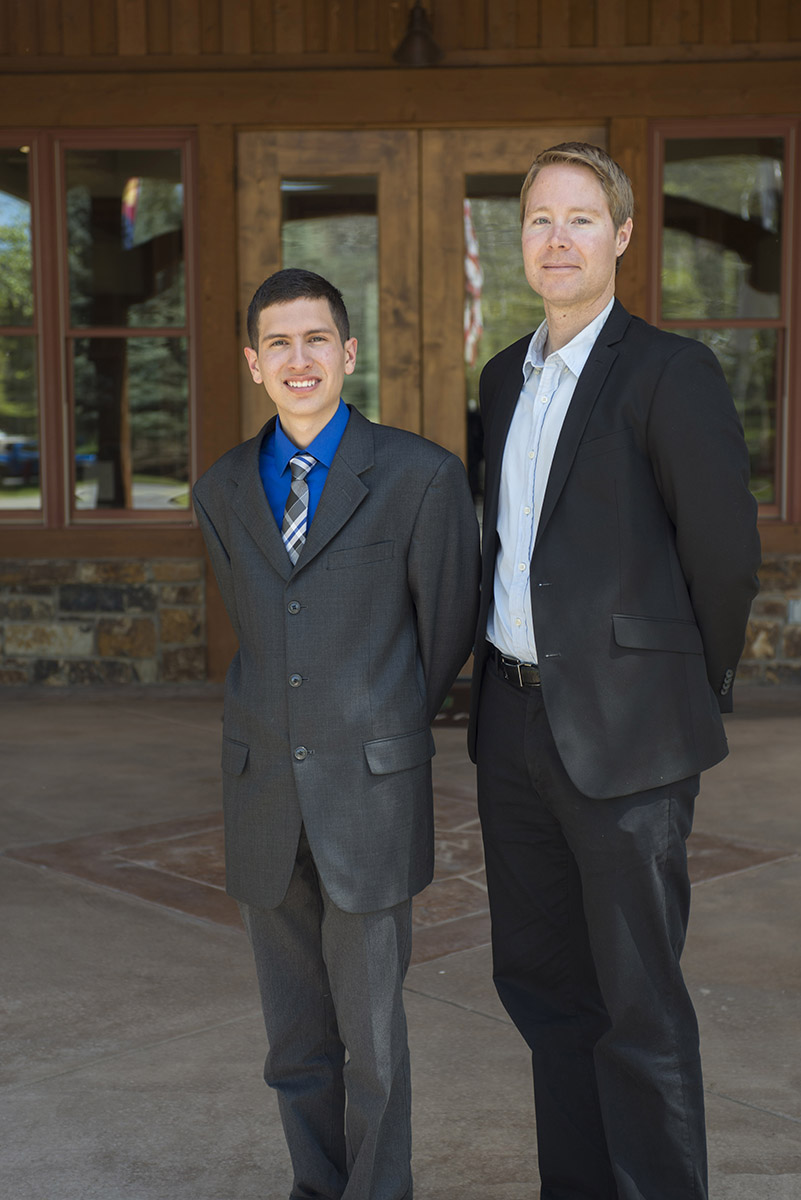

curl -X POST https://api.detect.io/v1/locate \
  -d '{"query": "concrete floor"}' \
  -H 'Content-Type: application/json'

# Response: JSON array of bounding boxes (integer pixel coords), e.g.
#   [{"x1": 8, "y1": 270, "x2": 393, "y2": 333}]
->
[{"x1": 1, "y1": 685, "x2": 800, "y2": 1199}]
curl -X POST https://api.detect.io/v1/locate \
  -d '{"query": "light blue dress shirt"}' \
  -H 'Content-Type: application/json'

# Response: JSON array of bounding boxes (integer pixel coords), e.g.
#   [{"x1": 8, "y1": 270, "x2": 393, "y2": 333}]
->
[
  {"x1": 259, "y1": 399, "x2": 350, "y2": 531},
  {"x1": 487, "y1": 298, "x2": 615, "y2": 664}
]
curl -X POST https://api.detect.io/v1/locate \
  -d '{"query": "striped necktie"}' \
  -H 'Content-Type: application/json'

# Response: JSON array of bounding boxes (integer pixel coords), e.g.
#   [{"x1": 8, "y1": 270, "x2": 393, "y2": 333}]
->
[{"x1": 282, "y1": 452, "x2": 316, "y2": 565}]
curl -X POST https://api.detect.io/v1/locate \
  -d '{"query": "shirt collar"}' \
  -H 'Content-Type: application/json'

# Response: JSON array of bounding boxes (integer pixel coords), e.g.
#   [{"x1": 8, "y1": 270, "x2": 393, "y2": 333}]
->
[
  {"x1": 274, "y1": 399, "x2": 350, "y2": 473},
  {"x1": 522, "y1": 296, "x2": 615, "y2": 383}
]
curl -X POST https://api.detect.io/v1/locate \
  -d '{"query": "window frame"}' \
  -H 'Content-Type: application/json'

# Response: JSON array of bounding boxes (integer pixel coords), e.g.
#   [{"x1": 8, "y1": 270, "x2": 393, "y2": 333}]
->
[
  {"x1": 0, "y1": 127, "x2": 198, "y2": 529},
  {"x1": 649, "y1": 117, "x2": 800, "y2": 523}
]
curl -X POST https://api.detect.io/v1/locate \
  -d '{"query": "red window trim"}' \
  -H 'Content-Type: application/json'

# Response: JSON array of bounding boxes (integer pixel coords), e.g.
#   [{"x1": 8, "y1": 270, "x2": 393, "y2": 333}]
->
[
  {"x1": 0, "y1": 127, "x2": 199, "y2": 530},
  {"x1": 649, "y1": 116, "x2": 800, "y2": 524}
]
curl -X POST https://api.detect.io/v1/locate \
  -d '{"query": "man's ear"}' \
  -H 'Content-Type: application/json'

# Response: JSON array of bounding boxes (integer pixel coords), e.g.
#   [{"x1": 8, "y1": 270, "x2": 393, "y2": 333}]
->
[
  {"x1": 616, "y1": 218, "x2": 633, "y2": 257},
  {"x1": 243, "y1": 346, "x2": 262, "y2": 383}
]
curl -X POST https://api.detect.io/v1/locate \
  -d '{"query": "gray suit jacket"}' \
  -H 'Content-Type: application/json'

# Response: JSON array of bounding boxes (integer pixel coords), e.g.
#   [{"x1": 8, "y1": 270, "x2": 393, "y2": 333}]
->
[{"x1": 194, "y1": 407, "x2": 480, "y2": 914}]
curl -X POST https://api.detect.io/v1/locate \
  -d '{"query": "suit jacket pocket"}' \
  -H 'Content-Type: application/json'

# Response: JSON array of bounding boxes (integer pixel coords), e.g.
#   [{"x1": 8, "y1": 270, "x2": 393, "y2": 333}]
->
[
  {"x1": 363, "y1": 728, "x2": 436, "y2": 776},
  {"x1": 612, "y1": 614, "x2": 703, "y2": 654},
  {"x1": 327, "y1": 541, "x2": 394, "y2": 570},
  {"x1": 221, "y1": 735, "x2": 250, "y2": 775},
  {"x1": 574, "y1": 427, "x2": 634, "y2": 461}
]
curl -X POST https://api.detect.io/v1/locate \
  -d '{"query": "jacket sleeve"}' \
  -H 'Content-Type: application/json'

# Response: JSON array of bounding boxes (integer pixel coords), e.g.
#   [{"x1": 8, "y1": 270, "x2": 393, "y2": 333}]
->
[
  {"x1": 407, "y1": 453, "x2": 481, "y2": 723},
  {"x1": 192, "y1": 485, "x2": 242, "y2": 644},
  {"x1": 645, "y1": 340, "x2": 761, "y2": 710}
]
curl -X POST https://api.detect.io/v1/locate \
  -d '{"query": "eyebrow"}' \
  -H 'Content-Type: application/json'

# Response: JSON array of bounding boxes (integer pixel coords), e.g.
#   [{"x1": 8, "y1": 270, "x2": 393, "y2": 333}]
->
[{"x1": 261, "y1": 326, "x2": 335, "y2": 341}]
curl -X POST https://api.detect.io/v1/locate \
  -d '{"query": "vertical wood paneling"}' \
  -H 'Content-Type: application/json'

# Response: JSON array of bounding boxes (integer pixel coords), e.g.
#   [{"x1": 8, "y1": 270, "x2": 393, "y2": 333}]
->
[
  {"x1": 221, "y1": 0, "x2": 251, "y2": 53},
  {"x1": 198, "y1": 123, "x2": 240, "y2": 679},
  {"x1": 487, "y1": 0, "x2": 517, "y2": 49},
  {"x1": 147, "y1": 0, "x2": 171, "y2": 54},
  {"x1": 236, "y1": 132, "x2": 281, "y2": 436},
  {"x1": 626, "y1": 0, "x2": 650, "y2": 44},
  {"x1": 652, "y1": 0, "x2": 682, "y2": 44},
  {"x1": 608, "y1": 117, "x2": 648, "y2": 318},
  {"x1": 91, "y1": 0, "x2": 118, "y2": 54},
  {"x1": 570, "y1": 0, "x2": 596, "y2": 47},
  {"x1": 759, "y1": 0, "x2": 789, "y2": 42},
  {"x1": 10, "y1": 0, "x2": 40, "y2": 55},
  {"x1": 541, "y1": 4, "x2": 571, "y2": 46},
  {"x1": 597, "y1": 0, "x2": 626, "y2": 44},
  {"x1": 702, "y1": 0, "x2": 732, "y2": 43},
  {"x1": 731, "y1": 0, "x2": 758, "y2": 41},
  {"x1": 355, "y1": 0, "x2": 380, "y2": 51},
  {"x1": 679, "y1": 0, "x2": 702, "y2": 42},
  {"x1": 199, "y1": 0, "x2": 221, "y2": 53},
  {"x1": 437, "y1": 0, "x2": 485, "y2": 49},
  {"x1": 304, "y1": 0, "x2": 328, "y2": 52},
  {"x1": 117, "y1": 0, "x2": 148, "y2": 55},
  {"x1": 170, "y1": 0, "x2": 200, "y2": 54},
  {"x1": 790, "y1": 0, "x2": 801, "y2": 38},
  {"x1": 63, "y1": 2, "x2": 92, "y2": 54},
  {"x1": 273, "y1": 0, "x2": 304, "y2": 53},
  {"x1": 251, "y1": 0, "x2": 275, "y2": 52},
  {"x1": 515, "y1": 0, "x2": 541, "y2": 47},
  {"x1": 380, "y1": 0, "x2": 409, "y2": 55},
  {"x1": 37, "y1": 0, "x2": 63, "y2": 54},
  {"x1": 327, "y1": 0, "x2": 357, "y2": 53}
]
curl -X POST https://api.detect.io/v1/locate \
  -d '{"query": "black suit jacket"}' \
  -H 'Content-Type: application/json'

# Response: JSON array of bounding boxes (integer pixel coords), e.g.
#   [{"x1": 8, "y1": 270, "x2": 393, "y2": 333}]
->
[{"x1": 468, "y1": 301, "x2": 761, "y2": 799}]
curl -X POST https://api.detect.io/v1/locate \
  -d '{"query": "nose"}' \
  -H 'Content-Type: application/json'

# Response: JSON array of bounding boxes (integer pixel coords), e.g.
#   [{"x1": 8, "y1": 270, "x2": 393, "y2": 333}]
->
[
  {"x1": 287, "y1": 339, "x2": 312, "y2": 368},
  {"x1": 546, "y1": 222, "x2": 571, "y2": 249}
]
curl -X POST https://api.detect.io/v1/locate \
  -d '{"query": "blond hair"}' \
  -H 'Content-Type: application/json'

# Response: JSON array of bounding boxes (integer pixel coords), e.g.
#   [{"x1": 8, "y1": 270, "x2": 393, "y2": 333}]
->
[{"x1": 520, "y1": 142, "x2": 634, "y2": 231}]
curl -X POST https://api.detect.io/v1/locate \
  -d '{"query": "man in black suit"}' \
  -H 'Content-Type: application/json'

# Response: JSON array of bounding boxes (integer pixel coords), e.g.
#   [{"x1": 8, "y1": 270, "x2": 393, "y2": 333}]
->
[{"x1": 468, "y1": 143, "x2": 760, "y2": 1199}]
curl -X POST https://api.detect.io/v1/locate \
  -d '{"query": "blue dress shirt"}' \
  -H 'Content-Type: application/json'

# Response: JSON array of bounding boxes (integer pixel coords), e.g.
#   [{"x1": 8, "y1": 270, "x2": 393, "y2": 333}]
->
[{"x1": 259, "y1": 399, "x2": 350, "y2": 531}]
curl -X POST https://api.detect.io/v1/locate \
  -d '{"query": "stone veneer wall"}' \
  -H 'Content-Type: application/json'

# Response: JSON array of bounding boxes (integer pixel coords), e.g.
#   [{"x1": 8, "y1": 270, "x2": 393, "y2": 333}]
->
[
  {"x1": 738, "y1": 553, "x2": 801, "y2": 685},
  {"x1": 1, "y1": 552, "x2": 800, "y2": 688},
  {"x1": 0, "y1": 559, "x2": 206, "y2": 685}
]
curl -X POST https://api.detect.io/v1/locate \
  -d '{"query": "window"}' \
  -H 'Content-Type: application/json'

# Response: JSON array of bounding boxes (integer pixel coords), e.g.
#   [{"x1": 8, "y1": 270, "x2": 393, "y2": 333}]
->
[
  {"x1": 0, "y1": 130, "x2": 196, "y2": 525},
  {"x1": 652, "y1": 120, "x2": 800, "y2": 519}
]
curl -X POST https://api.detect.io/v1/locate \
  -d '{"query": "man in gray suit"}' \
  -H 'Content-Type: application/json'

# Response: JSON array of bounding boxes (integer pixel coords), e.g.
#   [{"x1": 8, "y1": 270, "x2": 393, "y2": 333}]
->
[{"x1": 193, "y1": 268, "x2": 479, "y2": 1200}]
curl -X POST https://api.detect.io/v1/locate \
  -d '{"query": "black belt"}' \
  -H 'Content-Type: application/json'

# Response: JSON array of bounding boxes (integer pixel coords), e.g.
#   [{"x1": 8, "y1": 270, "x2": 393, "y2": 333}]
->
[{"x1": 488, "y1": 644, "x2": 541, "y2": 687}]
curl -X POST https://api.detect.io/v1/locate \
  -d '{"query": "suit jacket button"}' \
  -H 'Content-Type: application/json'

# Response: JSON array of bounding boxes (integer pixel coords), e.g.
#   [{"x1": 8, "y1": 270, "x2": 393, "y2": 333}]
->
[
  {"x1": 293, "y1": 746, "x2": 308, "y2": 761},
  {"x1": 289, "y1": 673, "x2": 303, "y2": 687},
  {"x1": 287, "y1": 601, "x2": 301, "y2": 614}
]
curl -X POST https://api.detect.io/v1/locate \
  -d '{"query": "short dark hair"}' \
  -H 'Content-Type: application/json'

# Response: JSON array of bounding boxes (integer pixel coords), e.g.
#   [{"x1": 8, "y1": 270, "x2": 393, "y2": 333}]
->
[{"x1": 246, "y1": 268, "x2": 350, "y2": 349}]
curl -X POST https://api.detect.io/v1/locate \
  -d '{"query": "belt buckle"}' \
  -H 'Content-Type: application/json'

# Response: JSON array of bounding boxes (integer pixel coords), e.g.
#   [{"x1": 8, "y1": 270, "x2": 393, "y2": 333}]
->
[{"x1": 500, "y1": 652, "x2": 525, "y2": 687}]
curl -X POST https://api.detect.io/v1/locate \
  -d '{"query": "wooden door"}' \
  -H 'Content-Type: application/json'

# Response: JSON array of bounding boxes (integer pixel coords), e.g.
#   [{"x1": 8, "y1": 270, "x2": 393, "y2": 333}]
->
[
  {"x1": 237, "y1": 130, "x2": 419, "y2": 440},
  {"x1": 420, "y1": 126, "x2": 605, "y2": 462}
]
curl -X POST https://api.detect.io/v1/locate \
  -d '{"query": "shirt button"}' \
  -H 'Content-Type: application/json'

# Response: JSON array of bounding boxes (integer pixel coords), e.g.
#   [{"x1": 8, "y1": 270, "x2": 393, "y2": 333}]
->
[
  {"x1": 289, "y1": 673, "x2": 303, "y2": 688},
  {"x1": 293, "y1": 746, "x2": 308, "y2": 761},
  {"x1": 287, "y1": 600, "x2": 301, "y2": 614},
  {"x1": 518, "y1": 563, "x2": 526, "y2": 572},
  {"x1": 523, "y1": 506, "x2": 531, "y2": 515},
  {"x1": 528, "y1": 450, "x2": 535, "y2": 459},
  {"x1": 515, "y1": 618, "x2": 522, "y2": 627}
]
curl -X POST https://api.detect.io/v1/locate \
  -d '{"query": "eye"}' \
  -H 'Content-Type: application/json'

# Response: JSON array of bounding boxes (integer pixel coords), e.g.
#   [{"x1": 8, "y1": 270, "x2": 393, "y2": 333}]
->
[{"x1": 267, "y1": 337, "x2": 288, "y2": 348}]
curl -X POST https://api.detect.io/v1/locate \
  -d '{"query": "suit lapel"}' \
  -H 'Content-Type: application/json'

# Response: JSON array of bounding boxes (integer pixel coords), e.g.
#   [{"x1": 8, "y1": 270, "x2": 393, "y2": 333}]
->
[
  {"x1": 230, "y1": 419, "x2": 294, "y2": 581},
  {"x1": 534, "y1": 301, "x2": 630, "y2": 547},
  {"x1": 293, "y1": 407, "x2": 372, "y2": 572}
]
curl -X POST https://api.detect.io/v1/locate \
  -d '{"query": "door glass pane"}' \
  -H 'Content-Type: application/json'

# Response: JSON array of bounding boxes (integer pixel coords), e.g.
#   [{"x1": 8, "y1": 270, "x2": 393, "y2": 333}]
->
[
  {"x1": 281, "y1": 177, "x2": 379, "y2": 421},
  {"x1": 0, "y1": 336, "x2": 39, "y2": 511},
  {"x1": 465, "y1": 175, "x2": 544, "y2": 500},
  {"x1": 683, "y1": 326, "x2": 777, "y2": 505},
  {"x1": 662, "y1": 138, "x2": 783, "y2": 321},
  {"x1": 65, "y1": 148, "x2": 185, "y2": 328},
  {"x1": 72, "y1": 336, "x2": 189, "y2": 511},
  {"x1": 0, "y1": 146, "x2": 33, "y2": 325}
]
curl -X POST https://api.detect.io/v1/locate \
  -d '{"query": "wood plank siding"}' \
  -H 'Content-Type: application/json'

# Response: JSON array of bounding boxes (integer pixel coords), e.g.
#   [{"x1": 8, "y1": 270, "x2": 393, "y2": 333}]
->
[{"x1": 1, "y1": 0, "x2": 799, "y2": 64}]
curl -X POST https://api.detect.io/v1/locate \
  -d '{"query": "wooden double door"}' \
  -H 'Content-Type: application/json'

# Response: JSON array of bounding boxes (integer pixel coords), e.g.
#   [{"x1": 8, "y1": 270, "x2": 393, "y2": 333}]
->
[{"x1": 237, "y1": 125, "x2": 604, "y2": 464}]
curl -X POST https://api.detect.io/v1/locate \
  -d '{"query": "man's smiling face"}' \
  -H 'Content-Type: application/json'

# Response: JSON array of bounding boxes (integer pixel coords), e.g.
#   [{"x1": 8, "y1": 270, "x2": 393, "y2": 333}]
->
[
  {"x1": 521, "y1": 162, "x2": 632, "y2": 324},
  {"x1": 243, "y1": 296, "x2": 357, "y2": 445}
]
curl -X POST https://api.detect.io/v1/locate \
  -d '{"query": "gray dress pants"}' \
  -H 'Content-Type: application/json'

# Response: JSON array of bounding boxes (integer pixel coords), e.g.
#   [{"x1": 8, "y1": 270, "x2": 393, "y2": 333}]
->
[{"x1": 240, "y1": 827, "x2": 414, "y2": 1200}]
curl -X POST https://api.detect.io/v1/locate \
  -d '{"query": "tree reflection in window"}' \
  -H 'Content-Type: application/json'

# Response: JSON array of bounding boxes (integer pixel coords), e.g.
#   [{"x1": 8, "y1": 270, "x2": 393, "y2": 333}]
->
[{"x1": 662, "y1": 137, "x2": 784, "y2": 506}]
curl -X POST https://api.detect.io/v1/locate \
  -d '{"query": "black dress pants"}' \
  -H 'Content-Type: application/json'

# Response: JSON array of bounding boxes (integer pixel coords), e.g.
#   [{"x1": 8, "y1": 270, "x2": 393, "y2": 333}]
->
[{"x1": 476, "y1": 661, "x2": 708, "y2": 1200}]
